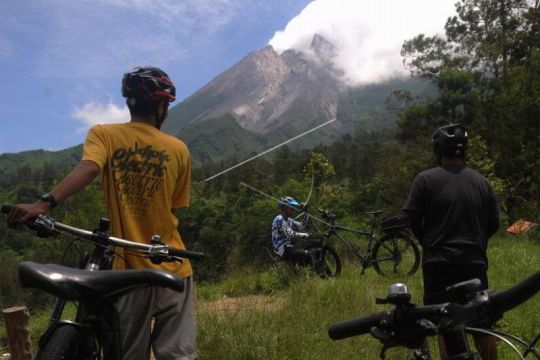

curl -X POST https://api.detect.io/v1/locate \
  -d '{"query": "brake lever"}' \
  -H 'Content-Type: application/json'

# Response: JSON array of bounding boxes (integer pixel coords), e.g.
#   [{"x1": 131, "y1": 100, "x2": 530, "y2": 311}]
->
[
  {"x1": 371, "y1": 327, "x2": 393, "y2": 344},
  {"x1": 371, "y1": 319, "x2": 434, "y2": 360},
  {"x1": 30, "y1": 215, "x2": 58, "y2": 238},
  {"x1": 147, "y1": 244, "x2": 183, "y2": 265},
  {"x1": 169, "y1": 255, "x2": 184, "y2": 264},
  {"x1": 370, "y1": 327, "x2": 395, "y2": 360},
  {"x1": 148, "y1": 244, "x2": 167, "y2": 264}
]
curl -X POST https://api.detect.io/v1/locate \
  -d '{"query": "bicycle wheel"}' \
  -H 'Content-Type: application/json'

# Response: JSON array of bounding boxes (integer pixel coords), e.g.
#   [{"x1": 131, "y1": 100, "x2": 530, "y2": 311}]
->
[
  {"x1": 372, "y1": 232, "x2": 420, "y2": 276},
  {"x1": 308, "y1": 244, "x2": 342, "y2": 278},
  {"x1": 36, "y1": 325, "x2": 93, "y2": 360}
]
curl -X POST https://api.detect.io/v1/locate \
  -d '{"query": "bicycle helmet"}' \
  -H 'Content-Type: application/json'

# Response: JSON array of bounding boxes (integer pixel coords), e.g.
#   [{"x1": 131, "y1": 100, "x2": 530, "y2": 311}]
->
[
  {"x1": 122, "y1": 66, "x2": 176, "y2": 104},
  {"x1": 432, "y1": 124, "x2": 468, "y2": 158},
  {"x1": 278, "y1": 196, "x2": 301, "y2": 210}
]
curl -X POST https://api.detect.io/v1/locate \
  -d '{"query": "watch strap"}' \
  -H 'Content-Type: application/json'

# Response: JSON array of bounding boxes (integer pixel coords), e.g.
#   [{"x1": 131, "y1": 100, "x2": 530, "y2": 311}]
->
[{"x1": 40, "y1": 192, "x2": 58, "y2": 209}]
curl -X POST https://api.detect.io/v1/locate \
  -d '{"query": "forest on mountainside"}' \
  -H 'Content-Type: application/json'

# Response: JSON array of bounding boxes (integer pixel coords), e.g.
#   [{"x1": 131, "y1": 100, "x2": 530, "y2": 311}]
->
[{"x1": 1, "y1": 0, "x2": 539, "y2": 309}]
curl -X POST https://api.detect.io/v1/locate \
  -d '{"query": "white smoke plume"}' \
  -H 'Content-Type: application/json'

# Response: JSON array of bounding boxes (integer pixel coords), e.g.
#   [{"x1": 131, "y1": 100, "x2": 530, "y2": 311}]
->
[{"x1": 269, "y1": 0, "x2": 456, "y2": 85}]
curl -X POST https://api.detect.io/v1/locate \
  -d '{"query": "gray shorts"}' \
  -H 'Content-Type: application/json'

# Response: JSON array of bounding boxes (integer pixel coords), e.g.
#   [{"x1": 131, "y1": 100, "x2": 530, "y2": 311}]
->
[{"x1": 114, "y1": 276, "x2": 197, "y2": 360}]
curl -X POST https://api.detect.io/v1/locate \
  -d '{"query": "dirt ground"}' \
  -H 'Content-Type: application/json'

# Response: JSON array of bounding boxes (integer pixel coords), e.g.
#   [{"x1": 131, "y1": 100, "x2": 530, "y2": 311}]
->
[
  {"x1": 150, "y1": 295, "x2": 282, "y2": 359},
  {"x1": 197, "y1": 294, "x2": 283, "y2": 314}
]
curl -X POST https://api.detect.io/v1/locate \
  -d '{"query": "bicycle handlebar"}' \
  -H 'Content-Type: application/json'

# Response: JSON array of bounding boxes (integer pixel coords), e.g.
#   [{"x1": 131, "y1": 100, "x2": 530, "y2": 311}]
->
[
  {"x1": 1, "y1": 205, "x2": 205, "y2": 261},
  {"x1": 490, "y1": 271, "x2": 540, "y2": 312},
  {"x1": 328, "y1": 271, "x2": 540, "y2": 341},
  {"x1": 328, "y1": 311, "x2": 392, "y2": 340},
  {"x1": 169, "y1": 247, "x2": 205, "y2": 261}
]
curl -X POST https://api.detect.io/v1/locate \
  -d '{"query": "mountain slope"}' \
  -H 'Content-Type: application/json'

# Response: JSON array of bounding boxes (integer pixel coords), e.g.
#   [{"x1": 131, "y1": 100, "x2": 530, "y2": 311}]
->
[
  {"x1": 163, "y1": 35, "x2": 430, "y2": 163},
  {"x1": 0, "y1": 145, "x2": 82, "y2": 180},
  {"x1": 1, "y1": 35, "x2": 431, "y2": 172},
  {"x1": 164, "y1": 36, "x2": 343, "y2": 136}
]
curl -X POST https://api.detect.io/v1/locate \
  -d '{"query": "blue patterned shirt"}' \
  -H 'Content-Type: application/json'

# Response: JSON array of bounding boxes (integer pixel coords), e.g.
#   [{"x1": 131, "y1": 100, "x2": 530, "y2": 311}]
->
[{"x1": 271, "y1": 213, "x2": 309, "y2": 255}]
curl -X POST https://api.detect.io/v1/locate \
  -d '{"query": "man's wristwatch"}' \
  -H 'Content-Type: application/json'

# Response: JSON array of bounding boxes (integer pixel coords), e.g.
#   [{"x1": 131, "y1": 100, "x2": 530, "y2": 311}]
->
[{"x1": 40, "y1": 192, "x2": 58, "y2": 209}]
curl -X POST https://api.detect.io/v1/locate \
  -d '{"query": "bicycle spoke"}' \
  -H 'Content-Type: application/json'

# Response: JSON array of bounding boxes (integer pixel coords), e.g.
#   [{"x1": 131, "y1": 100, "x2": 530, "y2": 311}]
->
[{"x1": 371, "y1": 255, "x2": 395, "y2": 263}]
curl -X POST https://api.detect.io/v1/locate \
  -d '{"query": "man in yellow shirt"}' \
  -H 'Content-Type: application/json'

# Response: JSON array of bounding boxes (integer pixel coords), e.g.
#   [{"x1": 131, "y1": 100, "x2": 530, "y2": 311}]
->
[{"x1": 8, "y1": 66, "x2": 197, "y2": 360}]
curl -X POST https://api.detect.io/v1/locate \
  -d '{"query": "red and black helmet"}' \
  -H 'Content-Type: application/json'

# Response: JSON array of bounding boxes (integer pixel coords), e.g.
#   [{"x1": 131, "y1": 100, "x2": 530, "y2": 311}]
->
[{"x1": 122, "y1": 66, "x2": 176, "y2": 103}]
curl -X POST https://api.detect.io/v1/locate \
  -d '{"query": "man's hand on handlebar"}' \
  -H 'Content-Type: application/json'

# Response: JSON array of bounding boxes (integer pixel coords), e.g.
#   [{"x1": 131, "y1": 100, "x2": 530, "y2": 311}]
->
[
  {"x1": 7, "y1": 201, "x2": 50, "y2": 228},
  {"x1": 3, "y1": 204, "x2": 206, "y2": 262}
]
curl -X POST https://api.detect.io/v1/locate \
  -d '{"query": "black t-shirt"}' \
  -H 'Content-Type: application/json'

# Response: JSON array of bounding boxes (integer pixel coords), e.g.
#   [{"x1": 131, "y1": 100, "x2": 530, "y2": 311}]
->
[{"x1": 404, "y1": 164, "x2": 499, "y2": 266}]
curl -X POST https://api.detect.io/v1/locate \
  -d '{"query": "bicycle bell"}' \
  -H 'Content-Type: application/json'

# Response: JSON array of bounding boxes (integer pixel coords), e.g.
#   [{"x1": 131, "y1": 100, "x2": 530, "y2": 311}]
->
[
  {"x1": 151, "y1": 234, "x2": 163, "y2": 245},
  {"x1": 377, "y1": 283, "x2": 412, "y2": 305}
]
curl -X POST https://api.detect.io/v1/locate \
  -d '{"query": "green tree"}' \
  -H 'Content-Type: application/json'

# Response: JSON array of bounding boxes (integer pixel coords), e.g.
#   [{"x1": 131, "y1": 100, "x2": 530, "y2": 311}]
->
[{"x1": 400, "y1": 0, "x2": 540, "y2": 215}]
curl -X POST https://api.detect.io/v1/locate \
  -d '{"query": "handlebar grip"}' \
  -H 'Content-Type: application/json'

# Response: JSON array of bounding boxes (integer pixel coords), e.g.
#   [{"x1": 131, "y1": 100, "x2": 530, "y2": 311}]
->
[
  {"x1": 1, "y1": 205, "x2": 13, "y2": 214},
  {"x1": 328, "y1": 312, "x2": 385, "y2": 340},
  {"x1": 490, "y1": 271, "x2": 540, "y2": 313},
  {"x1": 169, "y1": 248, "x2": 205, "y2": 261}
]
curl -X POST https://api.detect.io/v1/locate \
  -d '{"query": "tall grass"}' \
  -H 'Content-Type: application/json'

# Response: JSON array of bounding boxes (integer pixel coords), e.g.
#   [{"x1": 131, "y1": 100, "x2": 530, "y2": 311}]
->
[{"x1": 196, "y1": 236, "x2": 539, "y2": 359}]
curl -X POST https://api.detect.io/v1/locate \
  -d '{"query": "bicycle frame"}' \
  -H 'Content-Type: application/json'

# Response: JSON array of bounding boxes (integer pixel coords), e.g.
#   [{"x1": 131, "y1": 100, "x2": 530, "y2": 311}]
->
[
  {"x1": 38, "y1": 220, "x2": 123, "y2": 359},
  {"x1": 466, "y1": 328, "x2": 540, "y2": 359},
  {"x1": 1, "y1": 205, "x2": 203, "y2": 360},
  {"x1": 309, "y1": 213, "x2": 381, "y2": 271},
  {"x1": 421, "y1": 325, "x2": 540, "y2": 360}
]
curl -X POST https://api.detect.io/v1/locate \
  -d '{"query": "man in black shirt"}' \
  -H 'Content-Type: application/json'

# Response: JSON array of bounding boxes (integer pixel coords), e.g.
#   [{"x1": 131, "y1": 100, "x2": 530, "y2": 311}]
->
[{"x1": 404, "y1": 124, "x2": 499, "y2": 360}]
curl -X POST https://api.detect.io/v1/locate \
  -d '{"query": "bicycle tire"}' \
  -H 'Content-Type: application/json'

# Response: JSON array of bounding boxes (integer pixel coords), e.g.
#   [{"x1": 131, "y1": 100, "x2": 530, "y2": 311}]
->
[
  {"x1": 36, "y1": 325, "x2": 89, "y2": 360},
  {"x1": 371, "y1": 232, "x2": 420, "y2": 276},
  {"x1": 308, "y1": 244, "x2": 342, "y2": 278}
]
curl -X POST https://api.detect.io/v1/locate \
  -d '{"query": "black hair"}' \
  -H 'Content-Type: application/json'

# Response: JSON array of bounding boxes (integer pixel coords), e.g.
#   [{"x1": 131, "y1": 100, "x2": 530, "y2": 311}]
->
[{"x1": 126, "y1": 98, "x2": 161, "y2": 117}]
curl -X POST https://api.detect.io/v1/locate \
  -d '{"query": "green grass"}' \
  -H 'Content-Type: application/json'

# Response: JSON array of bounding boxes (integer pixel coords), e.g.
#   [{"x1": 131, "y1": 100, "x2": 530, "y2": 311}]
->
[
  {"x1": 1, "y1": 236, "x2": 538, "y2": 359},
  {"x1": 0, "y1": 301, "x2": 77, "y2": 353},
  {"x1": 196, "y1": 235, "x2": 539, "y2": 359}
]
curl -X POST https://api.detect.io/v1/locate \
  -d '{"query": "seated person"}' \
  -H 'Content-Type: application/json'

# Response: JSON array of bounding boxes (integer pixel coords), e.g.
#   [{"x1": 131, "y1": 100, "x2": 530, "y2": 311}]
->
[{"x1": 271, "y1": 196, "x2": 313, "y2": 264}]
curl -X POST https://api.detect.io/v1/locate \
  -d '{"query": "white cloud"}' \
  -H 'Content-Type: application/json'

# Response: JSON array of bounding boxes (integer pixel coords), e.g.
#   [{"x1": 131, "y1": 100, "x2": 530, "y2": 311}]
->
[
  {"x1": 269, "y1": 0, "x2": 456, "y2": 86},
  {"x1": 72, "y1": 101, "x2": 129, "y2": 132}
]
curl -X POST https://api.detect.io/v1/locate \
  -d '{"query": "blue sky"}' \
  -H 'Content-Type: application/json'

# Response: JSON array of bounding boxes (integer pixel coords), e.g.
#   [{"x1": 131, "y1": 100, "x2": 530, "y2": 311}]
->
[{"x1": 0, "y1": 0, "x2": 310, "y2": 154}]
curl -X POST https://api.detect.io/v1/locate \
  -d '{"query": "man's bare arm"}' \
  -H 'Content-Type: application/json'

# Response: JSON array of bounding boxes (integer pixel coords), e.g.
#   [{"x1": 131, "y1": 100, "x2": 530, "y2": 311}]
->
[
  {"x1": 8, "y1": 160, "x2": 100, "y2": 225},
  {"x1": 49, "y1": 160, "x2": 101, "y2": 204}
]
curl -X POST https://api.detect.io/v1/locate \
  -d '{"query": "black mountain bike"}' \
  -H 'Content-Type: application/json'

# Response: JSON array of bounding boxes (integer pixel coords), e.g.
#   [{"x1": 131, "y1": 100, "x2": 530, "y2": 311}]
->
[
  {"x1": 308, "y1": 208, "x2": 421, "y2": 276},
  {"x1": 329, "y1": 272, "x2": 540, "y2": 359},
  {"x1": 1, "y1": 205, "x2": 204, "y2": 360}
]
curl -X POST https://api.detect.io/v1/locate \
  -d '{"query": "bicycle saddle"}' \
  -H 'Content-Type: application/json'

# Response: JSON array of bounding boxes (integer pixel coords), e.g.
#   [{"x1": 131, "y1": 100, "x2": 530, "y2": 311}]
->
[{"x1": 18, "y1": 261, "x2": 184, "y2": 302}]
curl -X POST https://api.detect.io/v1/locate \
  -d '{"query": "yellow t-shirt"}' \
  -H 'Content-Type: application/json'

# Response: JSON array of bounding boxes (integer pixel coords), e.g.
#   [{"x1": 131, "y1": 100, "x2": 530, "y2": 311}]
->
[{"x1": 82, "y1": 122, "x2": 192, "y2": 278}]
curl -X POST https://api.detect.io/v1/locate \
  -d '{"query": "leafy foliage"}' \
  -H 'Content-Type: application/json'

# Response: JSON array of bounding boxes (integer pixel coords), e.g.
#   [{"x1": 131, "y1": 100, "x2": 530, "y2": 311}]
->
[{"x1": 400, "y1": 0, "x2": 540, "y2": 215}]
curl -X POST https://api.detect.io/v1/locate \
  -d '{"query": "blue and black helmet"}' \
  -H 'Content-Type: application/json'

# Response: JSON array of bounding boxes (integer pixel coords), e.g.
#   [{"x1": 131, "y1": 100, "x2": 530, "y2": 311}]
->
[{"x1": 278, "y1": 196, "x2": 301, "y2": 210}]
